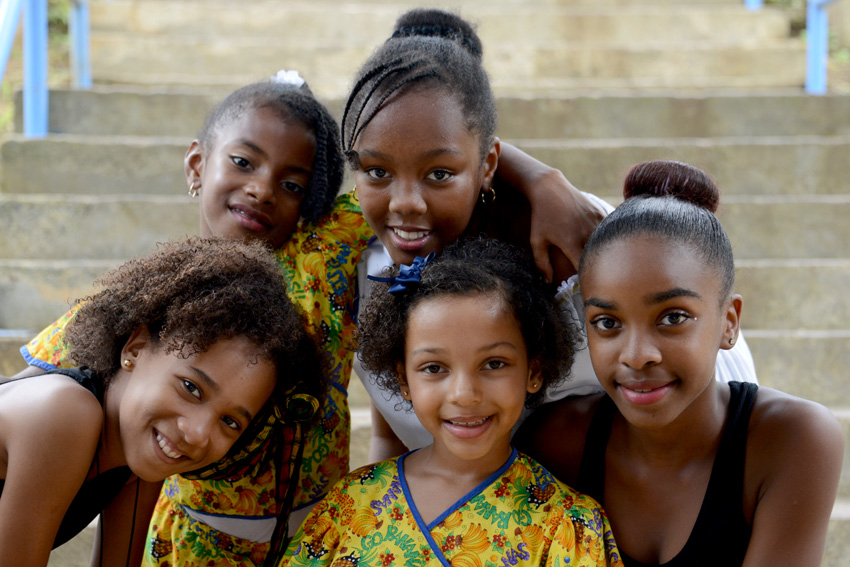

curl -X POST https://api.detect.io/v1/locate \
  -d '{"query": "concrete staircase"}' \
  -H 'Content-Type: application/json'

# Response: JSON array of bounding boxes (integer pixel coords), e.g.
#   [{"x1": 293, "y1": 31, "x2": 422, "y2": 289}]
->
[{"x1": 0, "y1": 0, "x2": 847, "y2": 563}]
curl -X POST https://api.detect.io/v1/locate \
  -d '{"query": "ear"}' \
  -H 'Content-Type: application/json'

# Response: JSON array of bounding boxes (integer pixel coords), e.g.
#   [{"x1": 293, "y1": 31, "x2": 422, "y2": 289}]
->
[
  {"x1": 526, "y1": 360, "x2": 543, "y2": 394},
  {"x1": 184, "y1": 140, "x2": 204, "y2": 190},
  {"x1": 120, "y1": 325, "x2": 153, "y2": 369},
  {"x1": 396, "y1": 362, "x2": 412, "y2": 401},
  {"x1": 719, "y1": 294, "x2": 743, "y2": 351},
  {"x1": 479, "y1": 136, "x2": 501, "y2": 191}
]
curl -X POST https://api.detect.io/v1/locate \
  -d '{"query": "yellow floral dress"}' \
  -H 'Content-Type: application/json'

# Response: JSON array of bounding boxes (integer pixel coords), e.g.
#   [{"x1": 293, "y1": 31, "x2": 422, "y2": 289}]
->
[
  {"x1": 281, "y1": 449, "x2": 623, "y2": 567},
  {"x1": 21, "y1": 191, "x2": 374, "y2": 566}
]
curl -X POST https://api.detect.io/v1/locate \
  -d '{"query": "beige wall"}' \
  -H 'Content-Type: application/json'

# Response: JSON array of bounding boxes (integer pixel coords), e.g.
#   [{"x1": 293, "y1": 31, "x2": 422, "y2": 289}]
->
[{"x1": 832, "y1": 1, "x2": 850, "y2": 47}]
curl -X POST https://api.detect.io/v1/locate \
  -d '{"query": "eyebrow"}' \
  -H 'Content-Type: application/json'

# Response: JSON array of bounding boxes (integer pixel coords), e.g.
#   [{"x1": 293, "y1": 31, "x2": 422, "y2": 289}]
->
[
  {"x1": 359, "y1": 147, "x2": 463, "y2": 162},
  {"x1": 190, "y1": 367, "x2": 254, "y2": 422},
  {"x1": 584, "y1": 287, "x2": 702, "y2": 310},
  {"x1": 408, "y1": 341, "x2": 520, "y2": 357}
]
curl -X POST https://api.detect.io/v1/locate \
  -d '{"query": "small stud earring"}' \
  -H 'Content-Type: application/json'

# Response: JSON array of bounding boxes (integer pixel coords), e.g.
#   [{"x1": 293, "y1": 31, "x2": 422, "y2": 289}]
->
[
  {"x1": 400, "y1": 388, "x2": 408, "y2": 398},
  {"x1": 123, "y1": 359, "x2": 133, "y2": 369},
  {"x1": 729, "y1": 337, "x2": 736, "y2": 346},
  {"x1": 187, "y1": 181, "x2": 199, "y2": 198}
]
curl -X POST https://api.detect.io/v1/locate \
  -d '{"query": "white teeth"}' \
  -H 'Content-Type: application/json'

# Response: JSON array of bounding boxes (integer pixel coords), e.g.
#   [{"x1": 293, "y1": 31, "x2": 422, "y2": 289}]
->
[
  {"x1": 156, "y1": 433, "x2": 183, "y2": 460},
  {"x1": 449, "y1": 417, "x2": 489, "y2": 427},
  {"x1": 392, "y1": 228, "x2": 429, "y2": 241}
]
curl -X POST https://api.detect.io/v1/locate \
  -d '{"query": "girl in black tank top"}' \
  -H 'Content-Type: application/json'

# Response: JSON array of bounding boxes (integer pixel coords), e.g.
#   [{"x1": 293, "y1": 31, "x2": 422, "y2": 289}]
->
[{"x1": 516, "y1": 161, "x2": 843, "y2": 567}]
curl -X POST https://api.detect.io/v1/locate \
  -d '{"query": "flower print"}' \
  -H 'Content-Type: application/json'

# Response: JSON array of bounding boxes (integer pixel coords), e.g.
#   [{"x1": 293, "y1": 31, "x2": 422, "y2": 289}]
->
[
  {"x1": 492, "y1": 534, "x2": 506, "y2": 549},
  {"x1": 380, "y1": 551, "x2": 395, "y2": 566},
  {"x1": 390, "y1": 506, "x2": 403, "y2": 522}
]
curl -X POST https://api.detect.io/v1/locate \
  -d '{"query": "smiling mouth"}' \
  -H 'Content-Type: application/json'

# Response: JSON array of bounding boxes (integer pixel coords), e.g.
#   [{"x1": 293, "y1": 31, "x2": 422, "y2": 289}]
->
[
  {"x1": 230, "y1": 205, "x2": 270, "y2": 229},
  {"x1": 446, "y1": 416, "x2": 491, "y2": 427},
  {"x1": 156, "y1": 432, "x2": 185, "y2": 460},
  {"x1": 391, "y1": 227, "x2": 430, "y2": 241}
]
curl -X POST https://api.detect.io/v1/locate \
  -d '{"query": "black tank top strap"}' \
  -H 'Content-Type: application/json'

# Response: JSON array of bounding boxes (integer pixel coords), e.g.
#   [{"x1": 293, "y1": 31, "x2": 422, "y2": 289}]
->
[
  {"x1": 41, "y1": 366, "x2": 104, "y2": 402},
  {"x1": 576, "y1": 394, "x2": 617, "y2": 504}
]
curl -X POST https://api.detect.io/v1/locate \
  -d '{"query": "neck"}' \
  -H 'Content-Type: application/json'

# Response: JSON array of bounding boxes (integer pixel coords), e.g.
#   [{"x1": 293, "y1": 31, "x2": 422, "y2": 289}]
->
[{"x1": 615, "y1": 381, "x2": 729, "y2": 467}]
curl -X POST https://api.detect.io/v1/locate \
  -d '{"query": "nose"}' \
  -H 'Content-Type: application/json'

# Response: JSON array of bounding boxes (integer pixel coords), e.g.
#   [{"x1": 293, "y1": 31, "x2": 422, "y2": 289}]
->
[
  {"x1": 448, "y1": 370, "x2": 483, "y2": 407},
  {"x1": 387, "y1": 181, "x2": 427, "y2": 217},
  {"x1": 177, "y1": 412, "x2": 215, "y2": 450},
  {"x1": 618, "y1": 329, "x2": 662, "y2": 370},
  {"x1": 245, "y1": 176, "x2": 276, "y2": 205}
]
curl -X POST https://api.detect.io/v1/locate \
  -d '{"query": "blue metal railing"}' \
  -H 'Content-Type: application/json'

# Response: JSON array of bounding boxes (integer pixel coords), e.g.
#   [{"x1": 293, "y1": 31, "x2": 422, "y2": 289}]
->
[
  {"x1": 0, "y1": 0, "x2": 92, "y2": 137},
  {"x1": 745, "y1": 0, "x2": 843, "y2": 94}
]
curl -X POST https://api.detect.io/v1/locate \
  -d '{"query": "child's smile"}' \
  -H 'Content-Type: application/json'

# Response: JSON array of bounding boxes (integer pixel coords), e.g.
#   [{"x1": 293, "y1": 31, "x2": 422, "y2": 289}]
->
[{"x1": 401, "y1": 293, "x2": 540, "y2": 474}]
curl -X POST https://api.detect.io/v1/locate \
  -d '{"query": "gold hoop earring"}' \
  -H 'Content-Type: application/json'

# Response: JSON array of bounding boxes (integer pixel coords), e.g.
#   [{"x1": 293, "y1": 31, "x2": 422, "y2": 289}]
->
[
  {"x1": 479, "y1": 186, "x2": 496, "y2": 205},
  {"x1": 187, "y1": 181, "x2": 199, "y2": 198}
]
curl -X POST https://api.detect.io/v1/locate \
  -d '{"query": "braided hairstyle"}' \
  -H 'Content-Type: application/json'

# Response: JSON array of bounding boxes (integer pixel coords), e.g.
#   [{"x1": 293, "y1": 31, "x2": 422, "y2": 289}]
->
[
  {"x1": 198, "y1": 79, "x2": 344, "y2": 223},
  {"x1": 65, "y1": 236, "x2": 324, "y2": 410},
  {"x1": 342, "y1": 9, "x2": 497, "y2": 163},
  {"x1": 357, "y1": 237, "x2": 579, "y2": 409},
  {"x1": 580, "y1": 160, "x2": 735, "y2": 304}
]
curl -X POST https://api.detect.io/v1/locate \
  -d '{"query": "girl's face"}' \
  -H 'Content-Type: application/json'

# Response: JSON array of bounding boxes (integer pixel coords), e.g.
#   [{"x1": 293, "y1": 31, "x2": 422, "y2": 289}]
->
[
  {"x1": 108, "y1": 330, "x2": 276, "y2": 481},
  {"x1": 401, "y1": 293, "x2": 541, "y2": 470},
  {"x1": 580, "y1": 235, "x2": 740, "y2": 430},
  {"x1": 188, "y1": 106, "x2": 316, "y2": 250},
  {"x1": 353, "y1": 88, "x2": 499, "y2": 266}
]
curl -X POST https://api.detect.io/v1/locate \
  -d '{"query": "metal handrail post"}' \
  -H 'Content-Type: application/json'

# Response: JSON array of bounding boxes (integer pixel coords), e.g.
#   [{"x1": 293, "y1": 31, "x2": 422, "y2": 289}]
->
[
  {"x1": 745, "y1": 0, "x2": 764, "y2": 11},
  {"x1": 23, "y1": 0, "x2": 48, "y2": 136},
  {"x1": 806, "y1": 0, "x2": 841, "y2": 94},
  {"x1": 69, "y1": 0, "x2": 91, "y2": 88},
  {"x1": 0, "y1": 0, "x2": 26, "y2": 81}
]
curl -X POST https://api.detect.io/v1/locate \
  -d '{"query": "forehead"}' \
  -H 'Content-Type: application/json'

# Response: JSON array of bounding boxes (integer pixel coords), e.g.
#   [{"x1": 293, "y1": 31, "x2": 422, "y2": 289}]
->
[
  {"x1": 581, "y1": 235, "x2": 722, "y2": 301},
  {"x1": 407, "y1": 292, "x2": 520, "y2": 340},
  {"x1": 213, "y1": 105, "x2": 315, "y2": 148},
  {"x1": 357, "y1": 87, "x2": 477, "y2": 152}
]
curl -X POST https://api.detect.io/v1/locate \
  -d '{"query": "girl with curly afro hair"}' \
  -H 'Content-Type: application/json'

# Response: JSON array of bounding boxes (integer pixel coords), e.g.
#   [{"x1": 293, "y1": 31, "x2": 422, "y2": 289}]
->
[{"x1": 0, "y1": 237, "x2": 322, "y2": 567}]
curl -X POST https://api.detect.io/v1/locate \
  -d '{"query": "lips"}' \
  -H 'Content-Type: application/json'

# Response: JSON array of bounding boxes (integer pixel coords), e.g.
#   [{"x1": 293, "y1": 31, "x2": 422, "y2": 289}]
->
[
  {"x1": 442, "y1": 415, "x2": 492, "y2": 439},
  {"x1": 229, "y1": 203, "x2": 272, "y2": 232},
  {"x1": 388, "y1": 226, "x2": 433, "y2": 253},
  {"x1": 617, "y1": 381, "x2": 674, "y2": 406}
]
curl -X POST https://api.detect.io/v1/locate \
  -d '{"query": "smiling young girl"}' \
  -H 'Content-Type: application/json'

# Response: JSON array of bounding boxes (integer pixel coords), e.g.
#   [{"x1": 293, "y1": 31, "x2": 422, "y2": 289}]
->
[
  {"x1": 345, "y1": 9, "x2": 758, "y2": 462},
  {"x1": 517, "y1": 161, "x2": 844, "y2": 567},
  {"x1": 282, "y1": 237, "x2": 623, "y2": 567},
  {"x1": 0, "y1": 237, "x2": 322, "y2": 567}
]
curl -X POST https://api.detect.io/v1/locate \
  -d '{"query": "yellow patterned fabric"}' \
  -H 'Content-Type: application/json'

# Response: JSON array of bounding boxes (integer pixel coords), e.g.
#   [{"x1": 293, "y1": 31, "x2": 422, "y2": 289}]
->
[
  {"x1": 21, "y1": 191, "x2": 374, "y2": 566},
  {"x1": 282, "y1": 450, "x2": 623, "y2": 567}
]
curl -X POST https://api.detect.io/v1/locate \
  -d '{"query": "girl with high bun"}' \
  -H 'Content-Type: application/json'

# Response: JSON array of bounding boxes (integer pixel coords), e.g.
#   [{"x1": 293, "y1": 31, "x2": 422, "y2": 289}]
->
[
  {"x1": 345, "y1": 9, "x2": 758, "y2": 462},
  {"x1": 517, "y1": 161, "x2": 843, "y2": 567}
]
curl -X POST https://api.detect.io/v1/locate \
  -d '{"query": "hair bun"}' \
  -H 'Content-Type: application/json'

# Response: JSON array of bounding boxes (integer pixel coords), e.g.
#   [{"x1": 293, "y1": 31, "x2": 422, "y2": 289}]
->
[
  {"x1": 391, "y1": 9, "x2": 483, "y2": 59},
  {"x1": 623, "y1": 160, "x2": 720, "y2": 213}
]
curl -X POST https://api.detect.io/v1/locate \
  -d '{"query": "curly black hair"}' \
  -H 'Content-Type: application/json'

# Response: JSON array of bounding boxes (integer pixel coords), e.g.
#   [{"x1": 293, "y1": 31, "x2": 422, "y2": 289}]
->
[
  {"x1": 357, "y1": 237, "x2": 579, "y2": 409},
  {"x1": 198, "y1": 79, "x2": 344, "y2": 224},
  {"x1": 342, "y1": 8, "x2": 497, "y2": 163},
  {"x1": 64, "y1": 236, "x2": 323, "y2": 411}
]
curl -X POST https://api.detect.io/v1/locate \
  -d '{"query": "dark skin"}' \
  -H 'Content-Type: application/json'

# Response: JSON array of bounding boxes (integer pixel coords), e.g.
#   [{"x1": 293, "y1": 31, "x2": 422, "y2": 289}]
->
[{"x1": 515, "y1": 236, "x2": 844, "y2": 567}]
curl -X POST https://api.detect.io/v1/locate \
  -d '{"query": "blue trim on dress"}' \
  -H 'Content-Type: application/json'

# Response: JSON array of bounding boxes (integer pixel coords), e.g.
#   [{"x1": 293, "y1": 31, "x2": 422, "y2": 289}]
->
[
  {"x1": 20, "y1": 345, "x2": 57, "y2": 371},
  {"x1": 399, "y1": 448, "x2": 519, "y2": 567}
]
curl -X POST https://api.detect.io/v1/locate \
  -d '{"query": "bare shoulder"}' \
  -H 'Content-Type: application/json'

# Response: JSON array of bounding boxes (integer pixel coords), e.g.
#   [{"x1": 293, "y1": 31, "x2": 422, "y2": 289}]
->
[
  {"x1": 0, "y1": 374, "x2": 103, "y2": 445},
  {"x1": 747, "y1": 387, "x2": 844, "y2": 489},
  {"x1": 514, "y1": 393, "x2": 604, "y2": 486}
]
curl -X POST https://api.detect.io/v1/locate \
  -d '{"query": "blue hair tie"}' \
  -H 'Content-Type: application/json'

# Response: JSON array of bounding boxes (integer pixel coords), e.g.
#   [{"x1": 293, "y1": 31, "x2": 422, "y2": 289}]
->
[{"x1": 368, "y1": 252, "x2": 435, "y2": 295}]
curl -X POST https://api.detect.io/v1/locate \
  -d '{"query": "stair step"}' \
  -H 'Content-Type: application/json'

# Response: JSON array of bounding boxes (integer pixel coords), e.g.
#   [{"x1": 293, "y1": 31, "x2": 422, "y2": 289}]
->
[
  {"x1": 16, "y1": 90, "x2": 850, "y2": 140},
  {"x1": 515, "y1": 135, "x2": 850, "y2": 197},
  {"x1": 89, "y1": 35, "x2": 806, "y2": 96},
  {"x1": 5, "y1": 134, "x2": 849, "y2": 197},
  {"x1": 0, "y1": 195, "x2": 195, "y2": 261},
  {"x1": 92, "y1": 3, "x2": 791, "y2": 44}
]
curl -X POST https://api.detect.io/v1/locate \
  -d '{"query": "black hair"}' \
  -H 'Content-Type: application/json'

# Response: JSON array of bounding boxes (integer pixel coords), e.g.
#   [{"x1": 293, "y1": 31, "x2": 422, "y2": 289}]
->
[
  {"x1": 341, "y1": 9, "x2": 497, "y2": 163},
  {"x1": 65, "y1": 236, "x2": 324, "y2": 411},
  {"x1": 580, "y1": 160, "x2": 735, "y2": 302},
  {"x1": 357, "y1": 237, "x2": 579, "y2": 409},
  {"x1": 198, "y1": 79, "x2": 344, "y2": 223}
]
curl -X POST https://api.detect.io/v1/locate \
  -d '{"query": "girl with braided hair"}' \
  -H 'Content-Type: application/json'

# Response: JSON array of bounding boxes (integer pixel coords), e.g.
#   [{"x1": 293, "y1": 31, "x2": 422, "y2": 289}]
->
[{"x1": 346, "y1": 9, "x2": 758, "y2": 464}]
